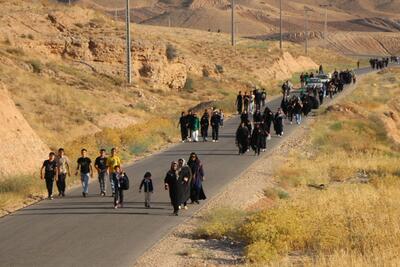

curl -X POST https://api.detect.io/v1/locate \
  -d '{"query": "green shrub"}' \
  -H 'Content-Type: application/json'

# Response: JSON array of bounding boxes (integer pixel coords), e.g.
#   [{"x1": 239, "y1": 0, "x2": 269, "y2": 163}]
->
[
  {"x1": 166, "y1": 44, "x2": 177, "y2": 61},
  {"x1": 215, "y1": 64, "x2": 224, "y2": 74},
  {"x1": 183, "y1": 78, "x2": 194, "y2": 92},
  {"x1": 27, "y1": 59, "x2": 43, "y2": 73}
]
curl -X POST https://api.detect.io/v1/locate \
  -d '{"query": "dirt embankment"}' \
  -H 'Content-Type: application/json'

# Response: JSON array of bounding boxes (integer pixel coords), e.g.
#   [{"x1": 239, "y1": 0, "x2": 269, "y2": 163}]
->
[{"x1": 0, "y1": 84, "x2": 49, "y2": 179}]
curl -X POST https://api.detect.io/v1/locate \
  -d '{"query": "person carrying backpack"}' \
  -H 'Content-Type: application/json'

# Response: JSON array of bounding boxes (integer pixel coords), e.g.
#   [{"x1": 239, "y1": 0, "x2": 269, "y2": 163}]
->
[
  {"x1": 111, "y1": 165, "x2": 129, "y2": 209},
  {"x1": 139, "y1": 172, "x2": 154, "y2": 208}
]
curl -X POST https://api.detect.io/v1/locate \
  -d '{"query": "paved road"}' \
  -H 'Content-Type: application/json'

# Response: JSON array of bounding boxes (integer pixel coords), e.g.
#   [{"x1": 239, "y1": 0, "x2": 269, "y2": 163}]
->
[{"x1": 0, "y1": 66, "x2": 377, "y2": 267}]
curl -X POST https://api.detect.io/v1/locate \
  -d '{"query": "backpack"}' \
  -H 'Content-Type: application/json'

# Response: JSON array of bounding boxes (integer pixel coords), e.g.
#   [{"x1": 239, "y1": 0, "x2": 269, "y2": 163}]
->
[{"x1": 120, "y1": 174, "x2": 130, "y2": 190}]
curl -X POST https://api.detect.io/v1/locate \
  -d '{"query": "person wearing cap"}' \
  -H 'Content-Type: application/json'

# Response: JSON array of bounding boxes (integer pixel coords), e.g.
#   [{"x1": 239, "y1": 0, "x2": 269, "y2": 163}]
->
[{"x1": 164, "y1": 161, "x2": 181, "y2": 216}]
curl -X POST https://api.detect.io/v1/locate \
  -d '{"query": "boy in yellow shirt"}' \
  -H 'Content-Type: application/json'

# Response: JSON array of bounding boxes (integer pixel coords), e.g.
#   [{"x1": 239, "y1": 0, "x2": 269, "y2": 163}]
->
[{"x1": 107, "y1": 147, "x2": 121, "y2": 196}]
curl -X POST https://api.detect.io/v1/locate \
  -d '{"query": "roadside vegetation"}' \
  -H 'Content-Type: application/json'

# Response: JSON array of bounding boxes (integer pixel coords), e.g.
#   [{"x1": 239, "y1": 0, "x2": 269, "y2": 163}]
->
[{"x1": 195, "y1": 68, "x2": 400, "y2": 266}]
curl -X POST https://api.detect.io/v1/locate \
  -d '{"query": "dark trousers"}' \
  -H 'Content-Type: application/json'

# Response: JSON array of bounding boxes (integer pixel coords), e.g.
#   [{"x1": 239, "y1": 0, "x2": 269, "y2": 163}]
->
[
  {"x1": 56, "y1": 173, "x2": 66, "y2": 194},
  {"x1": 212, "y1": 126, "x2": 219, "y2": 140},
  {"x1": 45, "y1": 177, "x2": 54, "y2": 197},
  {"x1": 180, "y1": 127, "x2": 188, "y2": 141},
  {"x1": 114, "y1": 188, "x2": 124, "y2": 206},
  {"x1": 201, "y1": 127, "x2": 208, "y2": 140}
]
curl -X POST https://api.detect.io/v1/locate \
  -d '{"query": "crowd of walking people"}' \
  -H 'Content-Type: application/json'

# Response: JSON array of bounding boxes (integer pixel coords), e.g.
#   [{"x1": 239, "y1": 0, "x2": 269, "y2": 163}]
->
[
  {"x1": 234, "y1": 65, "x2": 359, "y2": 156},
  {"x1": 178, "y1": 108, "x2": 224, "y2": 143},
  {"x1": 40, "y1": 59, "x2": 392, "y2": 214},
  {"x1": 41, "y1": 148, "x2": 206, "y2": 216}
]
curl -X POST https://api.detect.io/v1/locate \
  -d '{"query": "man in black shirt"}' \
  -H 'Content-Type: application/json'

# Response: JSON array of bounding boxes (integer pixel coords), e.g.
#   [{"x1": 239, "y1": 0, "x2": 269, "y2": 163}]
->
[
  {"x1": 211, "y1": 110, "x2": 221, "y2": 142},
  {"x1": 95, "y1": 149, "x2": 108, "y2": 197},
  {"x1": 75, "y1": 148, "x2": 93, "y2": 197},
  {"x1": 40, "y1": 152, "x2": 58, "y2": 200}
]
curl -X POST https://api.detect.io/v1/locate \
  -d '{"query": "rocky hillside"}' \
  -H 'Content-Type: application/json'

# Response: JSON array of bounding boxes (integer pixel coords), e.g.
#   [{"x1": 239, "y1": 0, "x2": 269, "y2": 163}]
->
[
  {"x1": 0, "y1": 0, "x2": 353, "y2": 178},
  {"x1": 0, "y1": 84, "x2": 49, "y2": 177}
]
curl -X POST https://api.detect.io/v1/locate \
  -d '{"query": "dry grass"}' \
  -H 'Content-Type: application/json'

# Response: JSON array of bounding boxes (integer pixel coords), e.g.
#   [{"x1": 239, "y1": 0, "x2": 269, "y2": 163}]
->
[{"x1": 195, "y1": 68, "x2": 400, "y2": 265}]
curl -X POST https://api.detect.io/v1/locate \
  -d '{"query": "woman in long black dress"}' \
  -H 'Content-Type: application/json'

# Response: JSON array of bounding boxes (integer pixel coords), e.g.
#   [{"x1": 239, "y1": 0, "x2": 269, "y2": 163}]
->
[
  {"x1": 251, "y1": 123, "x2": 263, "y2": 156},
  {"x1": 236, "y1": 122, "x2": 250, "y2": 155},
  {"x1": 188, "y1": 153, "x2": 206, "y2": 204},
  {"x1": 164, "y1": 161, "x2": 181, "y2": 216},
  {"x1": 177, "y1": 158, "x2": 192, "y2": 210},
  {"x1": 263, "y1": 106, "x2": 274, "y2": 140}
]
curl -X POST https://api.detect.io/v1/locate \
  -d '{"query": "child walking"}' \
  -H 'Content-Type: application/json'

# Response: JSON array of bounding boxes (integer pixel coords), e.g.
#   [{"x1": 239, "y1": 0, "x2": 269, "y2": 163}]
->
[
  {"x1": 139, "y1": 172, "x2": 154, "y2": 208},
  {"x1": 111, "y1": 165, "x2": 126, "y2": 209}
]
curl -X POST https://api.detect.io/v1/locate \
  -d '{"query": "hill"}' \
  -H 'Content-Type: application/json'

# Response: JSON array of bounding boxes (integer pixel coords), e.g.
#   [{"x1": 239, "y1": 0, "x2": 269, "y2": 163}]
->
[
  {"x1": 78, "y1": 0, "x2": 400, "y2": 55},
  {"x1": 0, "y1": 0, "x2": 350, "y2": 179}
]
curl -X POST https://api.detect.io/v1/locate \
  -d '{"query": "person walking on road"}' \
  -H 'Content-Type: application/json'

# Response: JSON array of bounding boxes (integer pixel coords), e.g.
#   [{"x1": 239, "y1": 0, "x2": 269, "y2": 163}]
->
[
  {"x1": 236, "y1": 91, "x2": 243, "y2": 114},
  {"x1": 178, "y1": 158, "x2": 192, "y2": 210},
  {"x1": 263, "y1": 106, "x2": 274, "y2": 140},
  {"x1": 293, "y1": 98, "x2": 303, "y2": 125},
  {"x1": 200, "y1": 110, "x2": 209, "y2": 142},
  {"x1": 111, "y1": 165, "x2": 127, "y2": 209},
  {"x1": 40, "y1": 152, "x2": 58, "y2": 200},
  {"x1": 251, "y1": 124, "x2": 263, "y2": 156},
  {"x1": 187, "y1": 111, "x2": 194, "y2": 141},
  {"x1": 188, "y1": 152, "x2": 206, "y2": 204},
  {"x1": 56, "y1": 148, "x2": 70, "y2": 197},
  {"x1": 220, "y1": 109, "x2": 224, "y2": 127},
  {"x1": 236, "y1": 122, "x2": 250, "y2": 155},
  {"x1": 164, "y1": 161, "x2": 181, "y2": 216},
  {"x1": 75, "y1": 148, "x2": 93, "y2": 198},
  {"x1": 107, "y1": 148, "x2": 121, "y2": 197},
  {"x1": 178, "y1": 112, "x2": 188, "y2": 143},
  {"x1": 139, "y1": 172, "x2": 154, "y2": 208},
  {"x1": 211, "y1": 110, "x2": 221, "y2": 142},
  {"x1": 261, "y1": 89, "x2": 267, "y2": 108},
  {"x1": 95, "y1": 149, "x2": 108, "y2": 197},
  {"x1": 274, "y1": 108, "x2": 285, "y2": 137},
  {"x1": 191, "y1": 113, "x2": 200, "y2": 142}
]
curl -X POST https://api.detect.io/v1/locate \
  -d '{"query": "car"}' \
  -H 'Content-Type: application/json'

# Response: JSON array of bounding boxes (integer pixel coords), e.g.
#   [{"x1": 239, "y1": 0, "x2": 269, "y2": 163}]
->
[
  {"x1": 316, "y1": 74, "x2": 331, "y2": 83},
  {"x1": 306, "y1": 77, "x2": 324, "y2": 89}
]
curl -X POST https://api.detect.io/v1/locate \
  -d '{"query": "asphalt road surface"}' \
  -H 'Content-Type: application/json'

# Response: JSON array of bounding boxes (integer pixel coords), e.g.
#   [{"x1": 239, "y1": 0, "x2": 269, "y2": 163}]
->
[{"x1": 0, "y1": 66, "x2": 379, "y2": 267}]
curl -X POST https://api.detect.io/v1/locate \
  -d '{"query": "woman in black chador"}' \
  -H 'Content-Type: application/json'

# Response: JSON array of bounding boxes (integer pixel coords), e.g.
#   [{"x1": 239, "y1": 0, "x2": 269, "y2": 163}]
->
[
  {"x1": 164, "y1": 161, "x2": 181, "y2": 216},
  {"x1": 236, "y1": 91, "x2": 243, "y2": 114},
  {"x1": 263, "y1": 106, "x2": 274, "y2": 140},
  {"x1": 177, "y1": 158, "x2": 192, "y2": 210},
  {"x1": 251, "y1": 123, "x2": 263, "y2": 156},
  {"x1": 188, "y1": 153, "x2": 206, "y2": 204},
  {"x1": 178, "y1": 112, "x2": 188, "y2": 142},
  {"x1": 236, "y1": 122, "x2": 250, "y2": 155}
]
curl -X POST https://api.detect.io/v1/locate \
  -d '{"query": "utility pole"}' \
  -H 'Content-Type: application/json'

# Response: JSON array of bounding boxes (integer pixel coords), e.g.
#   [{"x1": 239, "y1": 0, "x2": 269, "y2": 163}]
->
[
  {"x1": 304, "y1": 6, "x2": 312, "y2": 55},
  {"x1": 231, "y1": 0, "x2": 235, "y2": 47},
  {"x1": 126, "y1": 0, "x2": 132, "y2": 84},
  {"x1": 68, "y1": 0, "x2": 71, "y2": 5},
  {"x1": 115, "y1": 9, "x2": 118, "y2": 21},
  {"x1": 168, "y1": 15, "x2": 171, "y2": 28},
  {"x1": 320, "y1": 4, "x2": 331, "y2": 49},
  {"x1": 279, "y1": 0, "x2": 283, "y2": 50}
]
